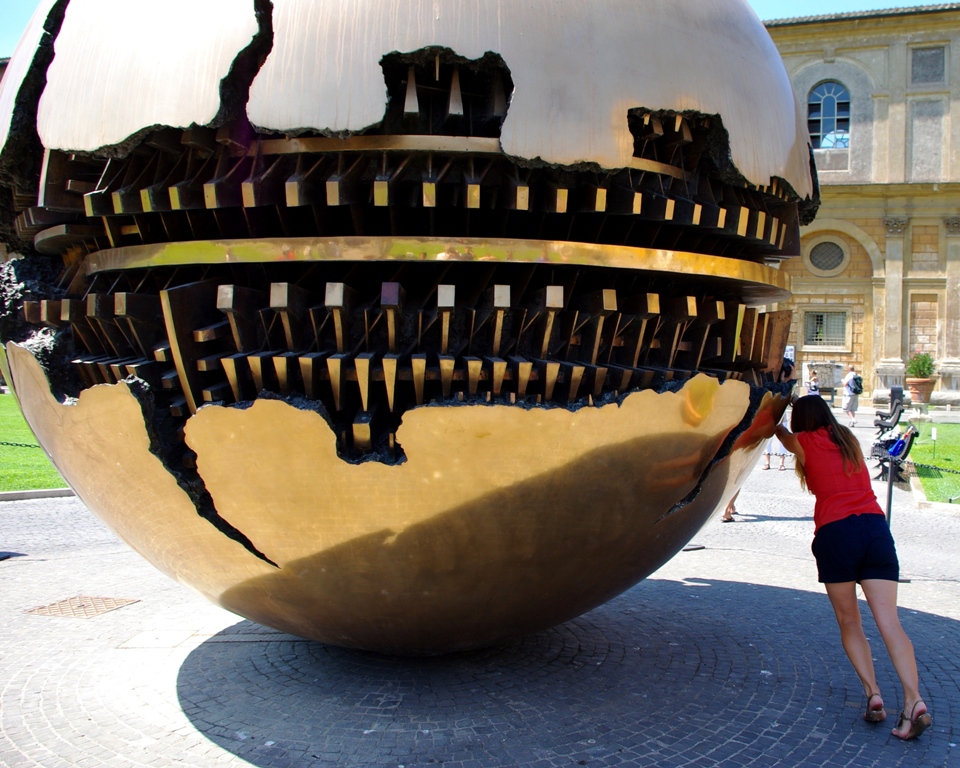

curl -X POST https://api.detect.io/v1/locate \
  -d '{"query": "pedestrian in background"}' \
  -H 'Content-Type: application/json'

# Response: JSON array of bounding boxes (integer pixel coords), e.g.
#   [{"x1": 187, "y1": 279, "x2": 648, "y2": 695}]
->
[
  {"x1": 762, "y1": 358, "x2": 795, "y2": 470},
  {"x1": 762, "y1": 428, "x2": 789, "y2": 470},
  {"x1": 721, "y1": 490, "x2": 739, "y2": 522},
  {"x1": 842, "y1": 364, "x2": 860, "y2": 427}
]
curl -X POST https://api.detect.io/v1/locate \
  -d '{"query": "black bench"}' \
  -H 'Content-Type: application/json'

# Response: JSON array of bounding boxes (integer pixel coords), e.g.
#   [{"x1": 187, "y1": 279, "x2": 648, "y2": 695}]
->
[
  {"x1": 874, "y1": 400, "x2": 903, "y2": 437},
  {"x1": 874, "y1": 425, "x2": 918, "y2": 483}
]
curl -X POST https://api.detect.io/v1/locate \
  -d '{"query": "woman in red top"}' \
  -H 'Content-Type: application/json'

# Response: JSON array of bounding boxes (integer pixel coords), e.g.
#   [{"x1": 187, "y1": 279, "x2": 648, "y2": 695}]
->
[{"x1": 775, "y1": 395, "x2": 931, "y2": 740}]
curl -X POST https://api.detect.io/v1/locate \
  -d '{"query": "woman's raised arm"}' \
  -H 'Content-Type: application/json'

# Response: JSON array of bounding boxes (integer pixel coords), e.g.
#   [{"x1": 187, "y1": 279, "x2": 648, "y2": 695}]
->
[{"x1": 775, "y1": 423, "x2": 805, "y2": 465}]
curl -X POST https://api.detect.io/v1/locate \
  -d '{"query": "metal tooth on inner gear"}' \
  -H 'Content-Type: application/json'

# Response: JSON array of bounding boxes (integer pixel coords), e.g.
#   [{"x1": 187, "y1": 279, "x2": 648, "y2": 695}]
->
[
  {"x1": 55, "y1": 263, "x2": 791, "y2": 459},
  {"x1": 39, "y1": 93, "x2": 802, "y2": 268}
]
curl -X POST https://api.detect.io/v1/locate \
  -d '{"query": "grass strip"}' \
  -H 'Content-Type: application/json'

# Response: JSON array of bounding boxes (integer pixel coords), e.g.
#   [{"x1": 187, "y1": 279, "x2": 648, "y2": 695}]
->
[
  {"x1": 0, "y1": 394, "x2": 68, "y2": 492},
  {"x1": 905, "y1": 421, "x2": 960, "y2": 503}
]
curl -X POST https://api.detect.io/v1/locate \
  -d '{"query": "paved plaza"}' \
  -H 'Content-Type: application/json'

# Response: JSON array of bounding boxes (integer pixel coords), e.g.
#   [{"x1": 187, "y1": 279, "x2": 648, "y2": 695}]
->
[{"x1": 0, "y1": 411, "x2": 958, "y2": 767}]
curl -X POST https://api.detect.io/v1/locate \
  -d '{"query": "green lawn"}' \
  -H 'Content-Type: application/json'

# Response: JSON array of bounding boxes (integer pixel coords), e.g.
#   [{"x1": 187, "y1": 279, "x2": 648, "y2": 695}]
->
[
  {"x1": 0, "y1": 394, "x2": 67, "y2": 492},
  {"x1": 904, "y1": 421, "x2": 960, "y2": 503}
]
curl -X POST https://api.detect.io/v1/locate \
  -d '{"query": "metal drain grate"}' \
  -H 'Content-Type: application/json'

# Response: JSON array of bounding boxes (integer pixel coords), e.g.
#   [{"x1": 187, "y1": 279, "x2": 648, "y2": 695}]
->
[{"x1": 26, "y1": 596, "x2": 140, "y2": 618}]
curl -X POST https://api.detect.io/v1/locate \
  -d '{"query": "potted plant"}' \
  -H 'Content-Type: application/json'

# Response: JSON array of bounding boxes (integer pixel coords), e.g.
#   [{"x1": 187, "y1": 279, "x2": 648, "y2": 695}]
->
[{"x1": 905, "y1": 351, "x2": 937, "y2": 403}]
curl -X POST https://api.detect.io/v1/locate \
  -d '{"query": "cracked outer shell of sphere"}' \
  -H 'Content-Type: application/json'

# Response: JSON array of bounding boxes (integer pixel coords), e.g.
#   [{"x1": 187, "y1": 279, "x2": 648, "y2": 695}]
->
[
  {"x1": 21, "y1": 0, "x2": 812, "y2": 197},
  {"x1": 0, "y1": 0, "x2": 810, "y2": 655},
  {"x1": 6, "y1": 344, "x2": 768, "y2": 654}
]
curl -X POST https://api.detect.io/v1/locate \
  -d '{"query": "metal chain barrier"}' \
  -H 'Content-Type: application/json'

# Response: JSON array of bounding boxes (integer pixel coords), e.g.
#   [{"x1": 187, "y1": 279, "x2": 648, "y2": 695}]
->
[
  {"x1": 0, "y1": 441, "x2": 43, "y2": 449},
  {"x1": 911, "y1": 461, "x2": 960, "y2": 476}
]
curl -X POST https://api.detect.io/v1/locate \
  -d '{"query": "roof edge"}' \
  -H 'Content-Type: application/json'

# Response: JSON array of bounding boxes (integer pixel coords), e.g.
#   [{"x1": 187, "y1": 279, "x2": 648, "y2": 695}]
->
[{"x1": 765, "y1": 3, "x2": 960, "y2": 28}]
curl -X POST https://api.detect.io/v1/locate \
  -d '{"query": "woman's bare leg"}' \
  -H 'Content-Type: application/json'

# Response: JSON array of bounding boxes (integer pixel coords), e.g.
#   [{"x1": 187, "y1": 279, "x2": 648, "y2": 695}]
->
[
  {"x1": 824, "y1": 582, "x2": 881, "y2": 701},
  {"x1": 721, "y1": 491, "x2": 738, "y2": 521},
  {"x1": 859, "y1": 578, "x2": 927, "y2": 735}
]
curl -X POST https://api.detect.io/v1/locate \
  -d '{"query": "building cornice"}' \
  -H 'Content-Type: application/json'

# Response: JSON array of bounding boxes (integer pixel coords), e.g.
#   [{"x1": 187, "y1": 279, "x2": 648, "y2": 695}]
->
[
  {"x1": 818, "y1": 183, "x2": 960, "y2": 199},
  {"x1": 765, "y1": 4, "x2": 960, "y2": 28}
]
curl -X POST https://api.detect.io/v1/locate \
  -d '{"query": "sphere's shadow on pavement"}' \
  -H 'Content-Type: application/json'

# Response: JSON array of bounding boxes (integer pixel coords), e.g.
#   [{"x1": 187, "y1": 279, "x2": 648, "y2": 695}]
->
[{"x1": 177, "y1": 579, "x2": 958, "y2": 768}]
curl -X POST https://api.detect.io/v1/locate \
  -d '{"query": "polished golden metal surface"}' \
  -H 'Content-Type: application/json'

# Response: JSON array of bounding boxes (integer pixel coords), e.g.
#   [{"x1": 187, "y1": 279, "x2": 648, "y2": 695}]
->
[
  {"x1": 7, "y1": 342, "x2": 782, "y2": 654},
  {"x1": 0, "y1": 0, "x2": 56, "y2": 152},
  {"x1": 6, "y1": 1, "x2": 813, "y2": 197},
  {"x1": 0, "y1": 343, "x2": 16, "y2": 409},
  {"x1": 5, "y1": 344, "x2": 278, "y2": 605},
  {"x1": 0, "y1": 0, "x2": 808, "y2": 657},
  {"x1": 248, "y1": 0, "x2": 813, "y2": 195},
  {"x1": 250, "y1": 136, "x2": 690, "y2": 184},
  {"x1": 254, "y1": 135, "x2": 503, "y2": 157},
  {"x1": 33, "y1": 0, "x2": 259, "y2": 152},
  {"x1": 83, "y1": 237, "x2": 792, "y2": 304}
]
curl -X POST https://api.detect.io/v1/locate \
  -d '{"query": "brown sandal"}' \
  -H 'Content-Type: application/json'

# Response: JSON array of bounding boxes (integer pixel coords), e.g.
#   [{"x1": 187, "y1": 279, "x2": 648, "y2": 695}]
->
[
  {"x1": 864, "y1": 693, "x2": 886, "y2": 722},
  {"x1": 893, "y1": 701, "x2": 931, "y2": 740}
]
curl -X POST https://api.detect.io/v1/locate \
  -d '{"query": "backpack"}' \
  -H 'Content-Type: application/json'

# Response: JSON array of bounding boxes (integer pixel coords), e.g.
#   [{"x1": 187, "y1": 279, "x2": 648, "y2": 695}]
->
[{"x1": 850, "y1": 374, "x2": 863, "y2": 395}]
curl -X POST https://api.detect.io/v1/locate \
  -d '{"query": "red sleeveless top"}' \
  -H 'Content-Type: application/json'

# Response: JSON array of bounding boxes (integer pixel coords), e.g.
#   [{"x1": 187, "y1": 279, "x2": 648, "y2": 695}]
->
[{"x1": 796, "y1": 428, "x2": 884, "y2": 531}]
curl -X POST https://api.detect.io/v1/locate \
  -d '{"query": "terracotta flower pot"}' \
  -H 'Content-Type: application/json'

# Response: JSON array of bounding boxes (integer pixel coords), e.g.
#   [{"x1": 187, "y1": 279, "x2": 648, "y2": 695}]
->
[{"x1": 906, "y1": 377, "x2": 936, "y2": 404}]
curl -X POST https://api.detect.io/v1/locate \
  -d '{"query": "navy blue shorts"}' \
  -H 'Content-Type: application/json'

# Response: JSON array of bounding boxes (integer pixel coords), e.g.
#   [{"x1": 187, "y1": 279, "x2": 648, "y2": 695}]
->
[{"x1": 811, "y1": 513, "x2": 900, "y2": 584}]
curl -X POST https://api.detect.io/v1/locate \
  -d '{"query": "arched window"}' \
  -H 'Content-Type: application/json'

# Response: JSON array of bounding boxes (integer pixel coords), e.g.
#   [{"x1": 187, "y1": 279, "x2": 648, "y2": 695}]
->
[{"x1": 808, "y1": 81, "x2": 850, "y2": 149}]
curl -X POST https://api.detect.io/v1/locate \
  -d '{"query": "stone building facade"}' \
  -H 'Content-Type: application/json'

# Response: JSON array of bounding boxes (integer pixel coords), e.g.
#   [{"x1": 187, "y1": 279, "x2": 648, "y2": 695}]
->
[{"x1": 767, "y1": 4, "x2": 960, "y2": 402}]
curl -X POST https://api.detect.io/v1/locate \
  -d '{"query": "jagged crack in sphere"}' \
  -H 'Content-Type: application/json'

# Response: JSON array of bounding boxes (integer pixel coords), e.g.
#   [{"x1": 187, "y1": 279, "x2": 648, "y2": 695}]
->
[{"x1": 0, "y1": 0, "x2": 811, "y2": 653}]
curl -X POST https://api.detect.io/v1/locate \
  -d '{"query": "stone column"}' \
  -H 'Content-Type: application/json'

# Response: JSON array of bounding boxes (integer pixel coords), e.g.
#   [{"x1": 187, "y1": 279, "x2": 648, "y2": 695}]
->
[
  {"x1": 876, "y1": 216, "x2": 907, "y2": 394},
  {"x1": 934, "y1": 217, "x2": 960, "y2": 404},
  {"x1": 870, "y1": 276, "x2": 884, "y2": 391}
]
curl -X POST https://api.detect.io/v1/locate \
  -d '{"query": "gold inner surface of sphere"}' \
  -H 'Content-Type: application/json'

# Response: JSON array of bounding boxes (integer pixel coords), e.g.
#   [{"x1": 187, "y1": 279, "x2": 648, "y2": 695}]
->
[
  {"x1": 4, "y1": 342, "x2": 786, "y2": 654},
  {"x1": 83, "y1": 238, "x2": 792, "y2": 304}
]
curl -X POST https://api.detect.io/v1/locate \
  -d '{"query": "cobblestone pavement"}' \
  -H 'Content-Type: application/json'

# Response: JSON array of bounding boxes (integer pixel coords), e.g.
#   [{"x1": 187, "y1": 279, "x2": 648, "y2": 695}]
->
[{"x1": 1, "y1": 411, "x2": 958, "y2": 767}]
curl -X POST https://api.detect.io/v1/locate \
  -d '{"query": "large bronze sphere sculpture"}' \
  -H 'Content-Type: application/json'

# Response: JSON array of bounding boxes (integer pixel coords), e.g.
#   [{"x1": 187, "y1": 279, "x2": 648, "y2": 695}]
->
[{"x1": 0, "y1": 0, "x2": 817, "y2": 653}]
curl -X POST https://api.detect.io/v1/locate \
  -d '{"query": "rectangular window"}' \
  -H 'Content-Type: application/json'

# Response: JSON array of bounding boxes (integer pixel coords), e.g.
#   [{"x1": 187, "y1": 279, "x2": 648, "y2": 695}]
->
[
  {"x1": 912, "y1": 46, "x2": 945, "y2": 85},
  {"x1": 804, "y1": 311, "x2": 847, "y2": 348}
]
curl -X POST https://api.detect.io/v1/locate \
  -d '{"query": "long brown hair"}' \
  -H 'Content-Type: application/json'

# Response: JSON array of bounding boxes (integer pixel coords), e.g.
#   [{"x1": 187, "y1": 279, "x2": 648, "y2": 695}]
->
[{"x1": 789, "y1": 394, "x2": 864, "y2": 489}]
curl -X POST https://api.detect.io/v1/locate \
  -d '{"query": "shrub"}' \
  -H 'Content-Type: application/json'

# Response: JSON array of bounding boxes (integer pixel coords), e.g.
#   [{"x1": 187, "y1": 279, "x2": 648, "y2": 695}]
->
[{"x1": 905, "y1": 351, "x2": 936, "y2": 378}]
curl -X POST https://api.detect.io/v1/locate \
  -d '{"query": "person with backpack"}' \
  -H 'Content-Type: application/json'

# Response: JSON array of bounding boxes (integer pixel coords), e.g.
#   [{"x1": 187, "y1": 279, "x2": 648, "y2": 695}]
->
[{"x1": 842, "y1": 364, "x2": 863, "y2": 427}]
